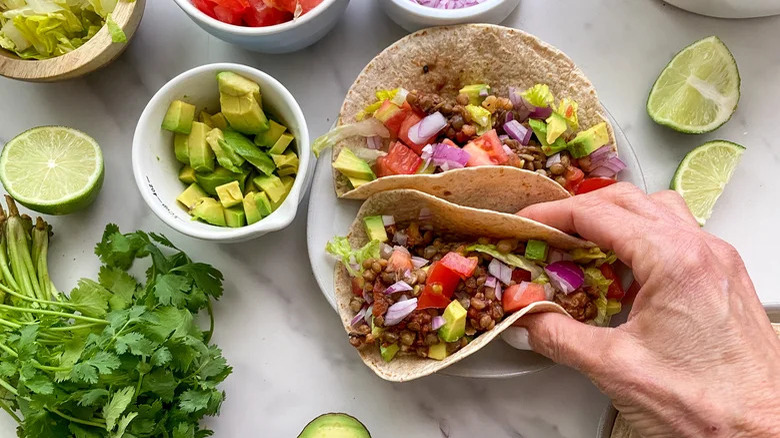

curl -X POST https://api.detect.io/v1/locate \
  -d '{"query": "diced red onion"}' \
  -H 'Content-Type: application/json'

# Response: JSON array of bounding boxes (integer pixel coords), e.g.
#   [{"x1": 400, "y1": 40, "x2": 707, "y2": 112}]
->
[
  {"x1": 402, "y1": 269, "x2": 411, "y2": 279},
  {"x1": 588, "y1": 144, "x2": 614, "y2": 167},
  {"x1": 502, "y1": 145, "x2": 513, "y2": 156},
  {"x1": 411, "y1": 256, "x2": 429, "y2": 269},
  {"x1": 431, "y1": 316, "x2": 445, "y2": 330},
  {"x1": 350, "y1": 262, "x2": 360, "y2": 273},
  {"x1": 589, "y1": 156, "x2": 627, "y2": 178},
  {"x1": 545, "y1": 261, "x2": 585, "y2": 295},
  {"x1": 503, "y1": 119, "x2": 532, "y2": 145},
  {"x1": 364, "y1": 304, "x2": 373, "y2": 324},
  {"x1": 362, "y1": 289, "x2": 373, "y2": 304},
  {"x1": 484, "y1": 276, "x2": 497, "y2": 288},
  {"x1": 505, "y1": 111, "x2": 514, "y2": 124},
  {"x1": 380, "y1": 243, "x2": 393, "y2": 259},
  {"x1": 419, "y1": 208, "x2": 432, "y2": 221},
  {"x1": 546, "y1": 153, "x2": 562, "y2": 168},
  {"x1": 398, "y1": 295, "x2": 409, "y2": 302},
  {"x1": 393, "y1": 230, "x2": 408, "y2": 246},
  {"x1": 529, "y1": 105, "x2": 553, "y2": 120},
  {"x1": 495, "y1": 281, "x2": 502, "y2": 300},
  {"x1": 366, "y1": 136, "x2": 382, "y2": 150},
  {"x1": 409, "y1": 112, "x2": 446, "y2": 145},
  {"x1": 351, "y1": 306, "x2": 367, "y2": 327},
  {"x1": 384, "y1": 298, "x2": 418, "y2": 326},
  {"x1": 385, "y1": 281, "x2": 413, "y2": 295},
  {"x1": 488, "y1": 259, "x2": 512, "y2": 285},
  {"x1": 479, "y1": 87, "x2": 489, "y2": 97},
  {"x1": 431, "y1": 143, "x2": 470, "y2": 169},
  {"x1": 499, "y1": 134, "x2": 510, "y2": 142},
  {"x1": 412, "y1": 0, "x2": 488, "y2": 10},
  {"x1": 547, "y1": 248, "x2": 573, "y2": 264},
  {"x1": 393, "y1": 246, "x2": 410, "y2": 255},
  {"x1": 382, "y1": 215, "x2": 395, "y2": 227},
  {"x1": 543, "y1": 283, "x2": 555, "y2": 301}
]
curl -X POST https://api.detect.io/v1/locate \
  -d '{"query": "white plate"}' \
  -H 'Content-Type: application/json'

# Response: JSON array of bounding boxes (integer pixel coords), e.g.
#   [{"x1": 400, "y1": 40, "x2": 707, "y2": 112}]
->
[{"x1": 306, "y1": 107, "x2": 647, "y2": 378}]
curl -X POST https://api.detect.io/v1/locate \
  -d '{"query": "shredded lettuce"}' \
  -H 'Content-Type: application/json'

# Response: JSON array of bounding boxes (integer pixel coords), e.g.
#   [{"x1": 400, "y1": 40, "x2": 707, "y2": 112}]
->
[
  {"x1": 584, "y1": 267, "x2": 612, "y2": 295},
  {"x1": 570, "y1": 247, "x2": 610, "y2": 264},
  {"x1": 522, "y1": 84, "x2": 554, "y2": 108},
  {"x1": 312, "y1": 118, "x2": 390, "y2": 158},
  {"x1": 356, "y1": 88, "x2": 399, "y2": 121},
  {"x1": 326, "y1": 237, "x2": 381, "y2": 277},
  {"x1": 466, "y1": 244, "x2": 543, "y2": 279},
  {"x1": 106, "y1": 14, "x2": 125, "y2": 43},
  {"x1": 556, "y1": 98, "x2": 579, "y2": 131}
]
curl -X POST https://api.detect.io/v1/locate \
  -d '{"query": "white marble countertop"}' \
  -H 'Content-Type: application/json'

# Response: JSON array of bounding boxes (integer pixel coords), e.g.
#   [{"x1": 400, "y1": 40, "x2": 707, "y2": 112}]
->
[{"x1": 1, "y1": 1, "x2": 779, "y2": 437}]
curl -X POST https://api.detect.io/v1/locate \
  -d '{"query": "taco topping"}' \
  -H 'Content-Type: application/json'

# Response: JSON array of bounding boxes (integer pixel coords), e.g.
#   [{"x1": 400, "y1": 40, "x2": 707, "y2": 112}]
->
[{"x1": 327, "y1": 217, "x2": 624, "y2": 363}]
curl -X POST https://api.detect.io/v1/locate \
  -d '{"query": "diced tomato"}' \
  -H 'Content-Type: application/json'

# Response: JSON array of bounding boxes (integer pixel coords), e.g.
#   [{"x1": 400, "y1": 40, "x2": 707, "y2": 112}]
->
[
  {"x1": 351, "y1": 277, "x2": 364, "y2": 297},
  {"x1": 193, "y1": 0, "x2": 219, "y2": 18},
  {"x1": 398, "y1": 113, "x2": 437, "y2": 154},
  {"x1": 463, "y1": 130, "x2": 508, "y2": 166},
  {"x1": 564, "y1": 166, "x2": 585, "y2": 192},
  {"x1": 442, "y1": 138, "x2": 458, "y2": 148},
  {"x1": 245, "y1": 0, "x2": 292, "y2": 26},
  {"x1": 600, "y1": 263, "x2": 625, "y2": 300},
  {"x1": 374, "y1": 101, "x2": 410, "y2": 138},
  {"x1": 417, "y1": 262, "x2": 461, "y2": 309},
  {"x1": 439, "y1": 252, "x2": 478, "y2": 279},
  {"x1": 298, "y1": 0, "x2": 324, "y2": 13},
  {"x1": 574, "y1": 177, "x2": 617, "y2": 195},
  {"x1": 502, "y1": 282, "x2": 546, "y2": 312},
  {"x1": 214, "y1": 3, "x2": 248, "y2": 24},
  {"x1": 263, "y1": 0, "x2": 297, "y2": 13},
  {"x1": 387, "y1": 248, "x2": 413, "y2": 273},
  {"x1": 375, "y1": 142, "x2": 422, "y2": 177},
  {"x1": 511, "y1": 268, "x2": 532, "y2": 283}
]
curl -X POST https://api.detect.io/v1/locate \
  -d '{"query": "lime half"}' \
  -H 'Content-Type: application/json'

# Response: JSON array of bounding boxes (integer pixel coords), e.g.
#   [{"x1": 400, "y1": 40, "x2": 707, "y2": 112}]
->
[
  {"x1": 671, "y1": 140, "x2": 744, "y2": 225},
  {"x1": 0, "y1": 126, "x2": 104, "y2": 215},
  {"x1": 647, "y1": 36, "x2": 740, "y2": 134}
]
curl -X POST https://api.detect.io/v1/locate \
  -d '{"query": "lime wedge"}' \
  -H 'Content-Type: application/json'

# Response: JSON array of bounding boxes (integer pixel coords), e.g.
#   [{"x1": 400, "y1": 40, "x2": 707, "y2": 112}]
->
[
  {"x1": 647, "y1": 36, "x2": 740, "y2": 134},
  {"x1": 671, "y1": 140, "x2": 744, "y2": 225},
  {"x1": 0, "y1": 126, "x2": 104, "y2": 215}
]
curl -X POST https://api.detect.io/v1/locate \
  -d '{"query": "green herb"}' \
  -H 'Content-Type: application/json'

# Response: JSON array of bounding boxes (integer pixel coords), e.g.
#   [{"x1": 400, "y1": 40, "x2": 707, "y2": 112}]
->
[{"x1": 0, "y1": 196, "x2": 231, "y2": 437}]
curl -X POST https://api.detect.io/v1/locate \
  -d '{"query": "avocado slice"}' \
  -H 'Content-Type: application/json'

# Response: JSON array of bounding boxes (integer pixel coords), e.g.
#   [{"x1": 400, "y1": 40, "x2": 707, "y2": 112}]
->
[
  {"x1": 271, "y1": 151, "x2": 299, "y2": 170},
  {"x1": 459, "y1": 84, "x2": 490, "y2": 106},
  {"x1": 199, "y1": 111, "x2": 215, "y2": 129},
  {"x1": 525, "y1": 239, "x2": 548, "y2": 261},
  {"x1": 567, "y1": 122, "x2": 609, "y2": 158},
  {"x1": 278, "y1": 166, "x2": 297, "y2": 177},
  {"x1": 206, "y1": 128, "x2": 245, "y2": 173},
  {"x1": 528, "y1": 119, "x2": 567, "y2": 156},
  {"x1": 188, "y1": 122, "x2": 215, "y2": 173},
  {"x1": 438, "y1": 300, "x2": 467, "y2": 343},
  {"x1": 191, "y1": 198, "x2": 226, "y2": 227},
  {"x1": 243, "y1": 192, "x2": 262, "y2": 225},
  {"x1": 217, "y1": 72, "x2": 268, "y2": 134},
  {"x1": 269, "y1": 132, "x2": 294, "y2": 155},
  {"x1": 224, "y1": 205, "x2": 246, "y2": 228},
  {"x1": 297, "y1": 413, "x2": 371, "y2": 438},
  {"x1": 545, "y1": 112, "x2": 568, "y2": 145},
  {"x1": 347, "y1": 176, "x2": 372, "y2": 189},
  {"x1": 255, "y1": 119, "x2": 286, "y2": 147},
  {"x1": 161, "y1": 100, "x2": 196, "y2": 134},
  {"x1": 254, "y1": 191, "x2": 272, "y2": 216},
  {"x1": 176, "y1": 183, "x2": 208, "y2": 210},
  {"x1": 428, "y1": 343, "x2": 448, "y2": 361},
  {"x1": 380, "y1": 343, "x2": 400, "y2": 362},
  {"x1": 215, "y1": 180, "x2": 243, "y2": 208},
  {"x1": 244, "y1": 174, "x2": 259, "y2": 195},
  {"x1": 363, "y1": 216, "x2": 388, "y2": 242},
  {"x1": 333, "y1": 148, "x2": 376, "y2": 181},
  {"x1": 254, "y1": 174, "x2": 286, "y2": 204},
  {"x1": 174, "y1": 133, "x2": 189, "y2": 164},
  {"x1": 221, "y1": 129, "x2": 276, "y2": 176},
  {"x1": 178, "y1": 165, "x2": 197, "y2": 184},
  {"x1": 195, "y1": 166, "x2": 248, "y2": 196},
  {"x1": 211, "y1": 112, "x2": 229, "y2": 131}
]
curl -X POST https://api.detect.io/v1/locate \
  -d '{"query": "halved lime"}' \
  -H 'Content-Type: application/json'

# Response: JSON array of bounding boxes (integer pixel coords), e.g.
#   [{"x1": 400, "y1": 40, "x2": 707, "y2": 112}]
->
[
  {"x1": 647, "y1": 36, "x2": 740, "y2": 134},
  {"x1": 671, "y1": 140, "x2": 744, "y2": 225},
  {"x1": 0, "y1": 126, "x2": 104, "y2": 215}
]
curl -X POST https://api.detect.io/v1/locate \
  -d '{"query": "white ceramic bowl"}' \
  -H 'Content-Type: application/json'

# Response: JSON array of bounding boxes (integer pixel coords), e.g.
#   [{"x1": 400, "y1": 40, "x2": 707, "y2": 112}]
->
[
  {"x1": 379, "y1": 0, "x2": 520, "y2": 32},
  {"x1": 172, "y1": 0, "x2": 349, "y2": 53},
  {"x1": 132, "y1": 63, "x2": 310, "y2": 243},
  {"x1": 664, "y1": 0, "x2": 780, "y2": 18}
]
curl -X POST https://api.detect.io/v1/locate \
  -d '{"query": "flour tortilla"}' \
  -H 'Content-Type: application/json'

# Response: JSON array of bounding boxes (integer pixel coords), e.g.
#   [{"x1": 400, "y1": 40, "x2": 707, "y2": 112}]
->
[
  {"x1": 334, "y1": 189, "x2": 594, "y2": 382},
  {"x1": 332, "y1": 24, "x2": 616, "y2": 208}
]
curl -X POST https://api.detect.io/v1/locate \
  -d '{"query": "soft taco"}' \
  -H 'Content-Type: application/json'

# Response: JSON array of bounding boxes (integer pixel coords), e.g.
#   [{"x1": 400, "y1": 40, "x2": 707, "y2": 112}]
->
[
  {"x1": 327, "y1": 190, "x2": 625, "y2": 381},
  {"x1": 313, "y1": 24, "x2": 625, "y2": 213}
]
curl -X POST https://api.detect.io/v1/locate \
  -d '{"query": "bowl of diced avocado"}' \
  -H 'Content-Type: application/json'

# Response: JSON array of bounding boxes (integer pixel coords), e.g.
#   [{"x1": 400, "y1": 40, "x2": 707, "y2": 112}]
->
[{"x1": 132, "y1": 63, "x2": 310, "y2": 242}]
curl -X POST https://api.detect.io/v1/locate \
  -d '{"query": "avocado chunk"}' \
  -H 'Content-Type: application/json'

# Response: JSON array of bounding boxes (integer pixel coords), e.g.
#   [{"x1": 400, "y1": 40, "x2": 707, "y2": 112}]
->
[
  {"x1": 244, "y1": 175, "x2": 259, "y2": 195},
  {"x1": 174, "y1": 133, "x2": 189, "y2": 164},
  {"x1": 428, "y1": 343, "x2": 448, "y2": 361},
  {"x1": 242, "y1": 192, "x2": 263, "y2": 225},
  {"x1": 380, "y1": 343, "x2": 400, "y2": 362},
  {"x1": 333, "y1": 148, "x2": 376, "y2": 181},
  {"x1": 271, "y1": 151, "x2": 299, "y2": 170},
  {"x1": 217, "y1": 72, "x2": 268, "y2": 134},
  {"x1": 416, "y1": 161, "x2": 435, "y2": 174},
  {"x1": 459, "y1": 84, "x2": 490, "y2": 106},
  {"x1": 254, "y1": 174, "x2": 286, "y2": 204},
  {"x1": 206, "y1": 128, "x2": 245, "y2": 173},
  {"x1": 191, "y1": 198, "x2": 226, "y2": 227},
  {"x1": 215, "y1": 180, "x2": 243, "y2": 208},
  {"x1": 161, "y1": 100, "x2": 196, "y2": 134},
  {"x1": 363, "y1": 216, "x2": 388, "y2": 242},
  {"x1": 438, "y1": 300, "x2": 467, "y2": 343},
  {"x1": 278, "y1": 166, "x2": 297, "y2": 177},
  {"x1": 528, "y1": 119, "x2": 567, "y2": 156},
  {"x1": 176, "y1": 183, "x2": 208, "y2": 210},
  {"x1": 567, "y1": 122, "x2": 610, "y2": 158},
  {"x1": 255, "y1": 119, "x2": 287, "y2": 147},
  {"x1": 254, "y1": 191, "x2": 273, "y2": 216},
  {"x1": 269, "y1": 132, "x2": 294, "y2": 155},
  {"x1": 195, "y1": 166, "x2": 248, "y2": 196},
  {"x1": 224, "y1": 205, "x2": 246, "y2": 228},
  {"x1": 545, "y1": 112, "x2": 568, "y2": 145},
  {"x1": 222, "y1": 129, "x2": 276, "y2": 176},
  {"x1": 178, "y1": 165, "x2": 197, "y2": 184},
  {"x1": 297, "y1": 413, "x2": 371, "y2": 438},
  {"x1": 211, "y1": 112, "x2": 229, "y2": 130},
  {"x1": 347, "y1": 176, "x2": 371, "y2": 189},
  {"x1": 525, "y1": 239, "x2": 548, "y2": 261},
  {"x1": 199, "y1": 111, "x2": 215, "y2": 129},
  {"x1": 465, "y1": 104, "x2": 492, "y2": 131},
  {"x1": 188, "y1": 122, "x2": 215, "y2": 173}
]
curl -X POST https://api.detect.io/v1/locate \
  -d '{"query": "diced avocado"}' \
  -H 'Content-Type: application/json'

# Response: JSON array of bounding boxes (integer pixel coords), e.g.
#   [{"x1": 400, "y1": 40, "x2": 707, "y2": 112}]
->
[
  {"x1": 176, "y1": 183, "x2": 208, "y2": 209},
  {"x1": 188, "y1": 122, "x2": 214, "y2": 172},
  {"x1": 545, "y1": 112, "x2": 568, "y2": 145},
  {"x1": 280, "y1": 175, "x2": 294, "y2": 193},
  {"x1": 191, "y1": 198, "x2": 226, "y2": 227},
  {"x1": 416, "y1": 161, "x2": 435, "y2": 174},
  {"x1": 333, "y1": 148, "x2": 376, "y2": 181},
  {"x1": 363, "y1": 216, "x2": 388, "y2": 242},
  {"x1": 269, "y1": 132, "x2": 294, "y2": 155},
  {"x1": 278, "y1": 166, "x2": 297, "y2": 177},
  {"x1": 224, "y1": 205, "x2": 246, "y2": 228},
  {"x1": 178, "y1": 165, "x2": 197, "y2": 184},
  {"x1": 244, "y1": 175, "x2": 258, "y2": 195},
  {"x1": 347, "y1": 176, "x2": 372, "y2": 188},
  {"x1": 199, "y1": 112, "x2": 214, "y2": 129},
  {"x1": 371, "y1": 324, "x2": 383, "y2": 337},
  {"x1": 253, "y1": 174, "x2": 286, "y2": 204},
  {"x1": 206, "y1": 128, "x2": 245, "y2": 173},
  {"x1": 297, "y1": 413, "x2": 371, "y2": 438},
  {"x1": 161, "y1": 100, "x2": 196, "y2": 134},
  {"x1": 222, "y1": 130, "x2": 275, "y2": 176},
  {"x1": 215, "y1": 180, "x2": 243, "y2": 208},
  {"x1": 271, "y1": 151, "x2": 299, "y2": 170},
  {"x1": 254, "y1": 119, "x2": 286, "y2": 147},
  {"x1": 525, "y1": 240, "x2": 548, "y2": 261},
  {"x1": 438, "y1": 300, "x2": 467, "y2": 343},
  {"x1": 465, "y1": 104, "x2": 492, "y2": 131},
  {"x1": 195, "y1": 166, "x2": 248, "y2": 196},
  {"x1": 428, "y1": 343, "x2": 448, "y2": 361},
  {"x1": 528, "y1": 119, "x2": 567, "y2": 156},
  {"x1": 174, "y1": 133, "x2": 189, "y2": 164},
  {"x1": 211, "y1": 112, "x2": 229, "y2": 131},
  {"x1": 217, "y1": 72, "x2": 268, "y2": 134},
  {"x1": 243, "y1": 193, "x2": 262, "y2": 225},
  {"x1": 567, "y1": 122, "x2": 610, "y2": 159},
  {"x1": 459, "y1": 84, "x2": 490, "y2": 105},
  {"x1": 254, "y1": 191, "x2": 273, "y2": 216},
  {"x1": 380, "y1": 343, "x2": 400, "y2": 362}
]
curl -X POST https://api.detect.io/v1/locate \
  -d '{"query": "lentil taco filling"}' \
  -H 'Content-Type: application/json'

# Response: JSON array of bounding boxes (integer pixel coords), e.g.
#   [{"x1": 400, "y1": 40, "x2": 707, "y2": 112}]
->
[{"x1": 328, "y1": 217, "x2": 625, "y2": 363}]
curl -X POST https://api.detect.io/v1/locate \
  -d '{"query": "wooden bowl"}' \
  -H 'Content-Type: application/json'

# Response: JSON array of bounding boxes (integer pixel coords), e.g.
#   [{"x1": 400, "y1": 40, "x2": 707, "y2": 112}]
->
[{"x1": 0, "y1": 0, "x2": 146, "y2": 82}]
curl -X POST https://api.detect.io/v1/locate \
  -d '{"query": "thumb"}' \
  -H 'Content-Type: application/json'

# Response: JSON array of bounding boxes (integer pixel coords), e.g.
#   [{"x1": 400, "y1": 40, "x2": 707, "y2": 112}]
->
[{"x1": 515, "y1": 312, "x2": 609, "y2": 374}]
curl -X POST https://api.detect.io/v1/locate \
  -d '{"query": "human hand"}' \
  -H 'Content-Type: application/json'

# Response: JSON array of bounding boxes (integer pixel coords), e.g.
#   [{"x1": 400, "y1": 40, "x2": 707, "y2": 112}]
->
[{"x1": 515, "y1": 183, "x2": 780, "y2": 438}]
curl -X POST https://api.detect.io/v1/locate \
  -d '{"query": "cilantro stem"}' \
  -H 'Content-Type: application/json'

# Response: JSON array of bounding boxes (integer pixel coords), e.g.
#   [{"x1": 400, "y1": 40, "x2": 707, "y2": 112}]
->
[
  {"x1": 48, "y1": 408, "x2": 106, "y2": 428},
  {"x1": 0, "y1": 317, "x2": 21, "y2": 329},
  {"x1": 0, "y1": 341, "x2": 17, "y2": 357},
  {"x1": 32, "y1": 218, "x2": 57, "y2": 301},
  {"x1": 47, "y1": 323, "x2": 104, "y2": 332},
  {"x1": 0, "y1": 304, "x2": 108, "y2": 325},
  {"x1": 5, "y1": 198, "x2": 45, "y2": 303},
  {"x1": 0, "y1": 398, "x2": 20, "y2": 424},
  {"x1": 205, "y1": 297, "x2": 214, "y2": 343},
  {"x1": 0, "y1": 284, "x2": 77, "y2": 310},
  {"x1": 0, "y1": 341, "x2": 69, "y2": 372},
  {"x1": 0, "y1": 377, "x2": 18, "y2": 396}
]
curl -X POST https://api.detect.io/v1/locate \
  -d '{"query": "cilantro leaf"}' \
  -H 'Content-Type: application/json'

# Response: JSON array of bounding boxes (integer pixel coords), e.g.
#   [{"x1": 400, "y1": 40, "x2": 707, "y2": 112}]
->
[
  {"x1": 153, "y1": 274, "x2": 191, "y2": 307},
  {"x1": 179, "y1": 389, "x2": 211, "y2": 413},
  {"x1": 103, "y1": 386, "x2": 135, "y2": 431},
  {"x1": 115, "y1": 333, "x2": 156, "y2": 358},
  {"x1": 23, "y1": 374, "x2": 54, "y2": 395},
  {"x1": 70, "y1": 279, "x2": 111, "y2": 318},
  {"x1": 99, "y1": 266, "x2": 139, "y2": 310},
  {"x1": 77, "y1": 389, "x2": 109, "y2": 407}
]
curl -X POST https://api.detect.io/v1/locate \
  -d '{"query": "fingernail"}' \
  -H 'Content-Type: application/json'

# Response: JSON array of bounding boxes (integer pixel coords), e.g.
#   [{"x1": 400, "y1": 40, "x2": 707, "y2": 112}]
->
[{"x1": 502, "y1": 327, "x2": 532, "y2": 350}]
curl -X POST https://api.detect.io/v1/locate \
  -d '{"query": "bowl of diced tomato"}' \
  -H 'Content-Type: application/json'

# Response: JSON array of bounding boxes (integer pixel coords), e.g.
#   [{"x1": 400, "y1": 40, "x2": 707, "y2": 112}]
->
[{"x1": 172, "y1": 0, "x2": 350, "y2": 53}]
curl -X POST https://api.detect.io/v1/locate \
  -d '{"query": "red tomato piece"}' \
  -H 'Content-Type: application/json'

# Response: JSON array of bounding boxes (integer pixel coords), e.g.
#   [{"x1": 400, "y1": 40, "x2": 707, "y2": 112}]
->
[
  {"x1": 462, "y1": 142, "x2": 493, "y2": 166},
  {"x1": 263, "y1": 0, "x2": 297, "y2": 13},
  {"x1": 442, "y1": 138, "x2": 459, "y2": 148},
  {"x1": 463, "y1": 130, "x2": 508, "y2": 166},
  {"x1": 398, "y1": 113, "x2": 437, "y2": 154},
  {"x1": 193, "y1": 0, "x2": 219, "y2": 18},
  {"x1": 511, "y1": 268, "x2": 532, "y2": 283},
  {"x1": 245, "y1": 0, "x2": 292, "y2": 26},
  {"x1": 375, "y1": 142, "x2": 422, "y2": 177},
  {"x1": 564, "y1": 166, "x2": 585, "y2": 192},
  {"x1": 600, "y1": 263, "x2": 625, "y2": 300},
  {"x1": 214, "y1": 5, "x2": 247, "y2": 24},
  {"x1": 575, "y1": 177, "x2": 617, "y2": 195},
  {"x1": 417, "y1": 262, "x2": 461, "y2": 309},
  {"x1": 502, "y1": 282, "x2": 546, "y2": 312},
  {"x1": 440, "y1": 252, "x2": 478, "y2": 279},
  {"x1": 387, "y1": 248, "x2": 413, "y2": 273},
  {"x1": 298, "y1": 0, "x2": 324, "y2": 13}
]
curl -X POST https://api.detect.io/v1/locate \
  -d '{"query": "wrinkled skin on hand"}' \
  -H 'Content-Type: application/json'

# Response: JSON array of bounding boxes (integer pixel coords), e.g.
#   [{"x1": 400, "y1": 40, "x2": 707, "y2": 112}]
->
[{"x1": 515, "y1": 183, "x2": 780, "y2": 438}]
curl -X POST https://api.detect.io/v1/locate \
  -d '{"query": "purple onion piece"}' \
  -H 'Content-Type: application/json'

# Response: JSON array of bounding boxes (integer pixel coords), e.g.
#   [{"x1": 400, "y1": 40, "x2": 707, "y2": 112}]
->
[
  {"x1": 545, "y1": 261, "x2": 584, "y2": 295},
  {"x1": 366, "y1": 136, "x2": 382, "y2": 150},
  {"x1": 431, "y1": 316, "x2": 445, "y2": 330},
  {"x1": 488, "y1": 259, "x2": 512, "y2": 285},
  {"x1": 495, "y1": 281, "x2": 503, "y2": 301},
  {"x1": 484, "y1": 276, "x2": 497, "y2": 288},
  {"x1": 351, "y1": 306, "x2": 367, "y2": 327},
  {"x1": 411, "y1": 256, "x2": 429, "y2": 269},
  {"x1": 503, "y1": 119, "x2": 532, "y2": 145},
  {"x1": 384, "y1": 298, "x2": 418, "y2": 326},
  {"x1": 529, "y1": 105, "x2": 553, "y2": 120},
  {"x1": 385, "y1": 281, "x2": 413, "y2": 295},
  {"x1": 409, "y1": 112, "x2": 447, "y2": 145}
]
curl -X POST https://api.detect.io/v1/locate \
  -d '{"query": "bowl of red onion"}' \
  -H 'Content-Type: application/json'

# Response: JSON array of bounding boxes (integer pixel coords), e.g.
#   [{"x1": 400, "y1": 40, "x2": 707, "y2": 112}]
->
[{"x1": 379, "y1": 0, "x2": 520, "y2": 32}]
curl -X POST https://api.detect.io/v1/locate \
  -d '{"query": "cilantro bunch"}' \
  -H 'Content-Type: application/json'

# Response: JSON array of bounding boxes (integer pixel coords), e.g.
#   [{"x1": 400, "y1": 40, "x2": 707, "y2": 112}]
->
[{"x1": 0, "y1": 196, "x2": 232, "y2": 438}]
